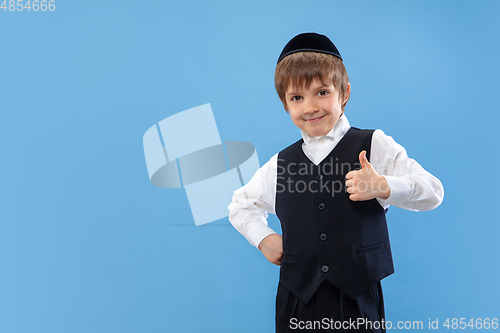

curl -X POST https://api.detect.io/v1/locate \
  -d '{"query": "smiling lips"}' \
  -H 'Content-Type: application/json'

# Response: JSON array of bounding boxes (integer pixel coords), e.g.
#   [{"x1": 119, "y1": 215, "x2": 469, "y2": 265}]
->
[{"x1": 305, "y1": 115, "x2": 325, "y2": 123}]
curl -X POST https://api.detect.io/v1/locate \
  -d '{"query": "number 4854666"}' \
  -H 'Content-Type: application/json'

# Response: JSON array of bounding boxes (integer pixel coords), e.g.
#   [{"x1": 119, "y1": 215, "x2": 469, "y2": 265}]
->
[{"x1": 1, "y1": 0, "x2": 56, "y2": 11}]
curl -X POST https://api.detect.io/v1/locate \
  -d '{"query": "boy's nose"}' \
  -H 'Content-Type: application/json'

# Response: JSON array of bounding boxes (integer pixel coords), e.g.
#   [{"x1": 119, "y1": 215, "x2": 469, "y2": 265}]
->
[{"x1": 304, "y1": 102, "x2": 319, "y2": 114}]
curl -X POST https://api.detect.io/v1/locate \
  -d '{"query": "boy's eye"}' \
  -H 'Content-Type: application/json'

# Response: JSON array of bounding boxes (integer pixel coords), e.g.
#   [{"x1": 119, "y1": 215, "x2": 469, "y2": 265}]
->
[
  {"x1": 291, "y1": 96, "x2": 302, "y2": 102},
  {"x1": 318, "y1": 90, "x2": 329, "y2": 96}
]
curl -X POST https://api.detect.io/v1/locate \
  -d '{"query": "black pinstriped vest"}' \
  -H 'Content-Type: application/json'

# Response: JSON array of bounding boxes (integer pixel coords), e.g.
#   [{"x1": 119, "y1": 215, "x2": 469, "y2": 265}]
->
[{"x1": 275, "y1": 127, "x2": 394, "y2": 304}]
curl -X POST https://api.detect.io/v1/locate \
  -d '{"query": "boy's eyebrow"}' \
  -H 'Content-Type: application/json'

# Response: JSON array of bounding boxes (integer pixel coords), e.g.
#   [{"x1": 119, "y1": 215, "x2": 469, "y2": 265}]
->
[{"x1": 286, "y1": 84, "x2": 331, "y2": 96}]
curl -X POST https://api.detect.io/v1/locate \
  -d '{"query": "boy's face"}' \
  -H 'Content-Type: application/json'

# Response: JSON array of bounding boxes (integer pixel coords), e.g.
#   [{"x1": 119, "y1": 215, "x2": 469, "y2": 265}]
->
[{"x1": 285, "y1": 78, "x2": 348, "y2": 138}]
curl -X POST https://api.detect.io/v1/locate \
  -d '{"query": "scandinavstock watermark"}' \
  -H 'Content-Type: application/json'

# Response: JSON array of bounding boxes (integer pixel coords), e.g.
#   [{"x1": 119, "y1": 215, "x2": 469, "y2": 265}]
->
[
  {"x1": 144, "y1": 104, "x2": 260, "y2": 226},
  {"x1": 289, "y1": 317, "x2": 499, "y2": 330},
  {"x1": 277, "y1": 157, "x2": 389, "y2": 197}
]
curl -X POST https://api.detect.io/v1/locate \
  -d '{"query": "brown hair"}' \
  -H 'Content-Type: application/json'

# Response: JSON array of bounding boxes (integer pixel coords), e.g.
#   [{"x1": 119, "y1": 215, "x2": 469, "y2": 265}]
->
[{"x1": 275, "y1": 52, "x2": 350, "y2": 112}]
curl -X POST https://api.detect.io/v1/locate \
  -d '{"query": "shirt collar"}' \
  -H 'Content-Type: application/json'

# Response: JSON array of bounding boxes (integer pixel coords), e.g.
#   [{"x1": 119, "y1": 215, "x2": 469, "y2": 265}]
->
[{"x1": 300, "y1": 114, "x2": 351, "y2": 147}]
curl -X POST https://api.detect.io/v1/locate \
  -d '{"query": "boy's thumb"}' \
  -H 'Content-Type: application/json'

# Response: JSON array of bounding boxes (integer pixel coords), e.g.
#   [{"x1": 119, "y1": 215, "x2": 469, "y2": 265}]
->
[{"x1": 359, "y1": 151, "x2": 370, "y2": 169}]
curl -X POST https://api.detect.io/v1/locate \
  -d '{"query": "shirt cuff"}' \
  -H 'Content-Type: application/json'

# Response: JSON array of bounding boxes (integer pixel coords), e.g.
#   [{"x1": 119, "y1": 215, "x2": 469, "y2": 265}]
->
[
  {"x1": 247, "y1": 220, "x2": 277, "y2": 249},
  {"x1": 380, "y1": 175, "x2": 413, "y2": 207}
]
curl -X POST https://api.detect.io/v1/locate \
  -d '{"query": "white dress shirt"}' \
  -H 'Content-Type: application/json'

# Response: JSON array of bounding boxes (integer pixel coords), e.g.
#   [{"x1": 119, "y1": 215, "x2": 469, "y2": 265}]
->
[{"x1": 227, "y1": 115, "x2": 444, "y2": 248}]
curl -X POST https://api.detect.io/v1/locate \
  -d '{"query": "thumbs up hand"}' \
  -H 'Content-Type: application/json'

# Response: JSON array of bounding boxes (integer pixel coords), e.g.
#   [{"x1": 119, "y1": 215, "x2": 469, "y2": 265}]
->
[{"x1": 345, "y1": 151, "x2": 390, "y2": 201}]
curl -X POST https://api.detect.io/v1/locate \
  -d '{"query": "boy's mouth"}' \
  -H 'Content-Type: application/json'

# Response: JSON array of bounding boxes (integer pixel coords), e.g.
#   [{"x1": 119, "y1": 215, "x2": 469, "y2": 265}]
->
[{"x1": 305, "y1": 115, "x2": 325, "y2": 123}]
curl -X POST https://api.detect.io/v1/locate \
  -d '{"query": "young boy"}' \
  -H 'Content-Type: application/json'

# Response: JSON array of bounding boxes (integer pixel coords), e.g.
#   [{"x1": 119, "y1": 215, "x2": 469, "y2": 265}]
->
[{"x1": 228, "y1": 33, "x2": 444, "y2": 332}]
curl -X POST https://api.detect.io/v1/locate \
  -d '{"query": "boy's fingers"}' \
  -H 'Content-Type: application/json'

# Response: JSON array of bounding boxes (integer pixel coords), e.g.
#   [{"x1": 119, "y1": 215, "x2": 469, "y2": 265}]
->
[
  {"x1": 346, "y1": 171, "x2": 353, "y2": 179},
  {"x1": 274, "y1": 255, "x2": 282, "y2": 266}
]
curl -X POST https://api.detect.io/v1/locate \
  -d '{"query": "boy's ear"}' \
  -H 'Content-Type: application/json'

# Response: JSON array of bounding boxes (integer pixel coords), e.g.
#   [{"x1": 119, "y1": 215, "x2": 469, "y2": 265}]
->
[{"x1": 342, "y1": 82, "x2": 351, "y2": 107}]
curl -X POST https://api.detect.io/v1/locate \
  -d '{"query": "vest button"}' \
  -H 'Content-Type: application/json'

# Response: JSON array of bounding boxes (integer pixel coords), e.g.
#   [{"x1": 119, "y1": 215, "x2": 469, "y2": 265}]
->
[
  {"x1": 321, "y1": 265, "x2": 329, "y2": 273},
  {"x1": 320, "y1": 233, "x2": 327, "y2": 241},
  {"x1": 316, "y1": 174, "x2": 323, "y2": 180},
  {"x1": 318, "y1": 203, "x2": 326, "y2": 210}
]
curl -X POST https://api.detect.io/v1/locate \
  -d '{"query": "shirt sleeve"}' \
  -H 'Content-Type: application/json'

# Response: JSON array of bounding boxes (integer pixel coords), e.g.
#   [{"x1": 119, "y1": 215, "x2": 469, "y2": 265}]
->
[
  {"x1": 227, "y1": 153, "x2": 278, "y2": 248},
  {"x1": 371, "y1": 129, "x2": 444, "y2": 211}
]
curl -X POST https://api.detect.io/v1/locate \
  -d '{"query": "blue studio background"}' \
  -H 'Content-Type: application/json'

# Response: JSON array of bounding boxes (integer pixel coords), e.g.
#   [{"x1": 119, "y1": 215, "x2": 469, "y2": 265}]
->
[{"x1": 1, "y1": 1, "x2": 499, "y2": 332}]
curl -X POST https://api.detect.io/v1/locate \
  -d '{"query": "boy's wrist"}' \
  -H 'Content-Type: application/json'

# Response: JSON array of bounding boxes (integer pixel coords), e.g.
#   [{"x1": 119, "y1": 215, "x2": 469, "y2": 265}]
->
[
  {"x1": 258, "y1": 233, "x2": 274, "y2": 251},
  {"x1": 252, "y1": 227, "x2": 277, "y2": 250},
  {"x1": 377, "y1": 175, "x2": 391, "y2": 200},
  {"x1": 378, "y1": 175, "x2": 413, "y2": 205}
]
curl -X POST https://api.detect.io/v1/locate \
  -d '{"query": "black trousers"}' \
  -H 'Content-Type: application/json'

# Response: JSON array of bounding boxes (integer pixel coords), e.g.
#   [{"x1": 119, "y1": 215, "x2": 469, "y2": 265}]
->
[{"x1": 276, "y1": 280, "x2": 386, "y2": 333}]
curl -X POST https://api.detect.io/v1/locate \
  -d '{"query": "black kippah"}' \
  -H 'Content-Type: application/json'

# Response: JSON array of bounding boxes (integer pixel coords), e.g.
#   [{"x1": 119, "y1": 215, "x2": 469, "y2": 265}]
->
[{"x1": 277, "y1": 32, "x2": 342, "y2": 63}]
